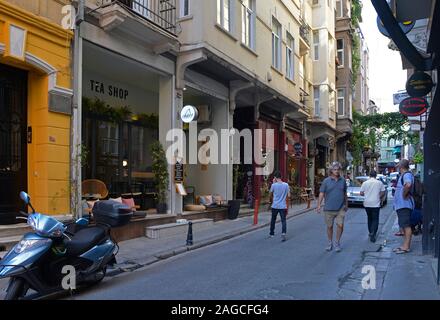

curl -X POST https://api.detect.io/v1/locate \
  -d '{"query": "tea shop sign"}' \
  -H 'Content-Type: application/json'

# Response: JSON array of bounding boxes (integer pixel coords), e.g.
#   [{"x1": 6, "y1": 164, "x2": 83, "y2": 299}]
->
[{"x1": 90, "y1": 80, "x2": 129, "y2": 100}]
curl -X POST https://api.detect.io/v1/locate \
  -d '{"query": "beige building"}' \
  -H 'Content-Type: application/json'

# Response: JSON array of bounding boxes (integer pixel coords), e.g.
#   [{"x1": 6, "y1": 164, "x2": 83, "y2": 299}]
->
[
  {"x1": 335, "y1": 0, "x2": 354, "y2": 167},
  {"x1": 177, "y1": 0, "x2": 313, "y2": 201},
  {"x1": 305, "y1": 0, "x2": 338, "y2": 190},
  {"x1": 353, "y1": 28, "x2": 370, "y2": 115}
]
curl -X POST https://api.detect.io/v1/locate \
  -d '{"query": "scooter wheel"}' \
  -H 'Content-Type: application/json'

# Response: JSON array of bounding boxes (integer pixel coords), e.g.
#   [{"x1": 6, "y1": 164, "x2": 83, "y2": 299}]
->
[{"x1": 4, "y1": 278, "x2": 27, "y2": 300}]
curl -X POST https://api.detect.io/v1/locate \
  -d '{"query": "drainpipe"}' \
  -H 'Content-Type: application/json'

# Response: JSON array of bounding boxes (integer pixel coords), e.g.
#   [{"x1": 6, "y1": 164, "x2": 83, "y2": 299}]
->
[{"x1": 72, "y1": 0, "x2": 84, "y2": 219}]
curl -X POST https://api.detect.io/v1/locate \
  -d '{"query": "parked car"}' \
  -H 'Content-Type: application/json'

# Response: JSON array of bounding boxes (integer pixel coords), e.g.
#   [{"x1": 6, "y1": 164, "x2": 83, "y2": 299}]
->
[{"x1": 347, "y1": 176, "x2": 388, "y2": 207}]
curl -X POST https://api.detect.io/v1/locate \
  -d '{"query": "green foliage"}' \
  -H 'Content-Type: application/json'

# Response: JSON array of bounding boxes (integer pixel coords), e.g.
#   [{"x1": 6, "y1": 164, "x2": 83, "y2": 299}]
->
[
  {"x1": 350, "y1": 0, "x2": 363, "y2": 86},
  {"x1": 83, "y1": 97, "x2": 132, "y2": 123},
  {"x1": 150, "y1": 141, "x2": 169, "y2": 204},
  {"x1": 413, "y1": 151, "x2": 424, "y2": 164},
  {"x1": 351, "y1": 0, "x2": 363, "y2": 27},
  {"x1": 351, "y1": 32, "x2": 361, "y2": 86},
  {"x1": 134, "y1": 113, "x2": 159, "y2": 129},
  {"x1": 348, "y1": 111, "x2": 411, "y2": 166}
]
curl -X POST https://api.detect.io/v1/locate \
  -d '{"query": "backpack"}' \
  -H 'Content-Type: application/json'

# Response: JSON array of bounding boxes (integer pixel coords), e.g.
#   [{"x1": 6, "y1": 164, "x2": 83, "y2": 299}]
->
[{"x1": 400, "y1": 172, "x2": 424, "y2": 209}]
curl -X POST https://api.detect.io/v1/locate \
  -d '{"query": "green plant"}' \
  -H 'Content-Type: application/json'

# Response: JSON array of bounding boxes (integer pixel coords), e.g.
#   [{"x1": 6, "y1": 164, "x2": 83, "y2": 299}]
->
[
  {"x1": 413, "y1": 152, "x2": 424, "y2": 164},
  {"x1": 351, "y1": 32, "x2": 361, "y2": 86},
  {"x1": 135, "y1": 113, "x2": 159, "y2": 129},
  {"x1": 82, "y1": 97, "x2": 132, "y2": 123},
  {"x1": 351, "y1": 0, "x2": 363, "y2": 28},
  {"x1": 150, "y1": 141, "x2": 169, "y2": 204}
]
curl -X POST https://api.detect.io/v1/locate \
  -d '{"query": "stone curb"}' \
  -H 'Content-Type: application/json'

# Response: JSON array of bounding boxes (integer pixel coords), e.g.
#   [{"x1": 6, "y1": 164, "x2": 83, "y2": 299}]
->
[{"x1": 107, "y1": 205, "x2": 316, "y2": 278}]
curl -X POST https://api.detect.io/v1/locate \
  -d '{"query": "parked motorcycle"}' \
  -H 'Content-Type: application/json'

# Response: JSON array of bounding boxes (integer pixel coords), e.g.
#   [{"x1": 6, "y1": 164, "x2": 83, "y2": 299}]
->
[{"x1": 0, "y1": 192, "x2": 132, "y2": 300}]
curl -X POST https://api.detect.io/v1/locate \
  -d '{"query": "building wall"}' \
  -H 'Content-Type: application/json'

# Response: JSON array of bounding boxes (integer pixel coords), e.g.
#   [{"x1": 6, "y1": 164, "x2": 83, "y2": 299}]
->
[
  {"x1": 178, "y1": 0, "x2": 311, "y2": 109},
  {"x1": 0, "y1": 0, "x2": 73, "y2": 214},
  {"x1": 311, "y1": 0, "x2": 336, "y2": 129}
]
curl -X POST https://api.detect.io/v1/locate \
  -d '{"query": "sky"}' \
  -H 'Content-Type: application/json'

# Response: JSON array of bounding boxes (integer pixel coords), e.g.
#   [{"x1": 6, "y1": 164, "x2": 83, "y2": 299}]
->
[{"x1": 360, "y1": 1, "x2": 408, "y2": 113}]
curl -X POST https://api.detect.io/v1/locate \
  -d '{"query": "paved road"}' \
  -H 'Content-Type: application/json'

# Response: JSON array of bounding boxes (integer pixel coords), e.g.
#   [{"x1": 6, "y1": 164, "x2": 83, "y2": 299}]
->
[{"x1": 66, "y1": 202, "x2": 425, "y2": 300}]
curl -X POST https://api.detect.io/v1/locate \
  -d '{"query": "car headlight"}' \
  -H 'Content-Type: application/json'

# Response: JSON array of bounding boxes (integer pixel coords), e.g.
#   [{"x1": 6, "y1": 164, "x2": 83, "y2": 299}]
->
[{"x1": 14, "y1": 239, "x2": 51, "y2": 254}]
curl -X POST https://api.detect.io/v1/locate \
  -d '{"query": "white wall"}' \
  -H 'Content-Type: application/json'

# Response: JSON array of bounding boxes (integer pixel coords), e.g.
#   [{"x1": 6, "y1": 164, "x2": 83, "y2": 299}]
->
[{"x1": 83, "y1": 69, "x2": 159, "y2": 113}]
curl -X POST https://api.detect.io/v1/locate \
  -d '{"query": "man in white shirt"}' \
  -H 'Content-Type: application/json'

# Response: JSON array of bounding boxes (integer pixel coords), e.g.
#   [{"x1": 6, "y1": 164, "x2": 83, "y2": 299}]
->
[{"x1": 360, "y1": 171, "x2": 386, "y2": 243}]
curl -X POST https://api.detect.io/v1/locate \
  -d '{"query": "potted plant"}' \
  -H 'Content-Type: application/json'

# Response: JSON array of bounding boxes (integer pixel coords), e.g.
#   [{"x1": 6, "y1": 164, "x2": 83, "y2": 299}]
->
[{"x1": 150, "y1": 141, "x2": 169, "y2": 214}]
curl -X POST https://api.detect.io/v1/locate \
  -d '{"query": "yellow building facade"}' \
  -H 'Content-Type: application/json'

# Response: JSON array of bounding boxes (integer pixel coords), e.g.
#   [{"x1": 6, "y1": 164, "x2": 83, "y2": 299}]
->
[{"x1": 0, "y1": 0, "x2": 72, "y2": 219}]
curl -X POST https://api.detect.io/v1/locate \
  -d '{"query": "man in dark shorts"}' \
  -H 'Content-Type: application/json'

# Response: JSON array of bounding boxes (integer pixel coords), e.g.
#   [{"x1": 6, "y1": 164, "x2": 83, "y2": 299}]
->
[{"x1": 393, "y1": 159, "x2": 414, "y2": 254}]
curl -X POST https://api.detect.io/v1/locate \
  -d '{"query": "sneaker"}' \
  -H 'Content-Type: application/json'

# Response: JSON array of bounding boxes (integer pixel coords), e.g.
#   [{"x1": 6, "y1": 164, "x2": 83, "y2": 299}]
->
[
  {"x1": 269, "y1": 234, "x2": 274, "y2": 238},
  {"x1": 370, "y1": 235, "x2": 377, "y2": 243},
  {"x1": 281, "y1": 234, "x2": 287, "y2": 242},
  {"x1": 326, "y1": 242, "x2": 333, "y2": 251},
  {"x1": 335, "y1": 243, "x2": 342, "y2": 252}
]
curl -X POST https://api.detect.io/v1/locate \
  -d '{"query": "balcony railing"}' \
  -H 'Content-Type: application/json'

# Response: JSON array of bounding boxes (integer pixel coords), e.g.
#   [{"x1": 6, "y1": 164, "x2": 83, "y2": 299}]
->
[
  {"x1": 299, "y1": 20, "x2": 311, "y2": 47},
  {"x1": 118, "y1": 0, "x2": 177, "y2": 35}
]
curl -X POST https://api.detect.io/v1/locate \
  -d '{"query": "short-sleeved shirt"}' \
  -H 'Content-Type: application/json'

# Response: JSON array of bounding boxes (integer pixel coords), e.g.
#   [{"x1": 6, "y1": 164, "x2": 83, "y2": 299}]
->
[
  {"x1": 320, "y1": 176, "x2": 347, "y2": 211},
  {"x1": 394, "y1": 172, "x2": 414, "y2": 211},
  {"x1": 270, "y1": 182, "x2": 289, "y2": 209},
  {"x1": 360, "y1": 178, "x2": 386, "y2": 208}
]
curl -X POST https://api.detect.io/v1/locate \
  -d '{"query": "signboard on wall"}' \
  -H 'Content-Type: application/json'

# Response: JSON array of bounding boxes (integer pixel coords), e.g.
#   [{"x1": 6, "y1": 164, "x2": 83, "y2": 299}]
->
[
  {"x1": 406, "y1": 71, "x2": 434, "y2": 97},
  {"x1": 83, "y1": 70, "x2": 158, "y2": 114},
  {"x1": 399, "y1": 97, "x2": 429, "y2": 117},
  {"x1": 174, "y1": 160, "x2": 184, "y2": 183}
]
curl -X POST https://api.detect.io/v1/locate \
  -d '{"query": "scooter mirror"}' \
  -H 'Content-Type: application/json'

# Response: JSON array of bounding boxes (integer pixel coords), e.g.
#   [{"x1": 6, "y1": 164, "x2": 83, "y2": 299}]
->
[{"x1": 20, "y1": 191, "x2": 30, "y2": 204}]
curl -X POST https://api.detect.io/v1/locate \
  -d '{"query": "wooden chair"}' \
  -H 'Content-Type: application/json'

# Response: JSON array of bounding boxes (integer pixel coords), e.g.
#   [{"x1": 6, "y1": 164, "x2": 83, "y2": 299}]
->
[
  {"x1": 82, "y1": 179, "x2": 109, "y2": 200},
  {"x1": 300, "y1": 187, "x2": 314, "y2": 208}
]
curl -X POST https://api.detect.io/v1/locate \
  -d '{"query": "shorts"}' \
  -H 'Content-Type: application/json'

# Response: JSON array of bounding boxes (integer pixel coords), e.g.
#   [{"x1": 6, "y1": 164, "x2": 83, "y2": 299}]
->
[
  {"x1": 397, "y1": 208, "x2": 412, "y2": 229},
  {"x1": 324, "y1": 208, "x2": 346, "y2": 227}
]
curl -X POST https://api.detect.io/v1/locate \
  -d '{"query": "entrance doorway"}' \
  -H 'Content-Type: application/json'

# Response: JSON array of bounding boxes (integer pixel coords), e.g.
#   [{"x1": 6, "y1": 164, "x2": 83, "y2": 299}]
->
[{"x1": 0, "y1": 64, "x2": 28, "y2": 224}]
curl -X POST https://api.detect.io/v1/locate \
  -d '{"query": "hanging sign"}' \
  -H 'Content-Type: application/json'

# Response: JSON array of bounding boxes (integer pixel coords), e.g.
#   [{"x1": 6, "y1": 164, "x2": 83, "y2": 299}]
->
[
  {"x1": 399, "y1": 97, "x2": 429, "y2": 117},
  {"x1": 377, "y1": 16, "x2": 415, "y2": 38},
  {"x1": 294, "y1": 142, "x2": 303, "y2": 156},
  {"x1": 181, "y1": 105, "x2": 198, "y2": 123},
  {"x1": 406, "y1": 71, "x2": 434, "y2": 97},
  {"x1": 174, "y1": 160, "x2": 184, "y2": 183}
]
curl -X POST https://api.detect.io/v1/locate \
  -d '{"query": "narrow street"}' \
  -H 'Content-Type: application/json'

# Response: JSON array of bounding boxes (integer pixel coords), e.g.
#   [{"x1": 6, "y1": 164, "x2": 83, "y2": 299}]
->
[{"x1": 67, "y1": 201, "x2": 440, "y2": 300}]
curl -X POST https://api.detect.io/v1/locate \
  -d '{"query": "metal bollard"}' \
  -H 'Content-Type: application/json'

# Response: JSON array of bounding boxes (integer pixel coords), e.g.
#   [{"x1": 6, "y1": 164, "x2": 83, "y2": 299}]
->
[
  {"x1": 186, "y1": 221, "x2": 193, "y2": 246},
  {"x1": 253, "y1": 199, "x2": 260, "y2": 225}
]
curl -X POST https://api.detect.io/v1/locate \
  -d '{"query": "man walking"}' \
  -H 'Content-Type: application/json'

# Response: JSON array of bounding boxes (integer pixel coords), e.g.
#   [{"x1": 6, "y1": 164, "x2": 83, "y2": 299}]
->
[
  {"x1": 269, "y1": 171, "x2": 290, "y2": 242},
  {"x1": 360, "y1": 171, "x2": 386, "y2": 243},
  {"x1": 393, "y1": 159, "x2": 414, "y2": 254},
  {"x1": 317, "y1": 162, "x2": 348, "y2": 252}
]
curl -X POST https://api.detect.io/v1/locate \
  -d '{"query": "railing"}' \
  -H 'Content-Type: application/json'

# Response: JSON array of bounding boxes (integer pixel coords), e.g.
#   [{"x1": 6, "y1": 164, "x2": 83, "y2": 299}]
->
[
  {"x1": 118, "y1": 0, "x2": 177, "y2": 35},
  {"x1": 299, "y1": 20, "x2": 311, "y2": 47}
]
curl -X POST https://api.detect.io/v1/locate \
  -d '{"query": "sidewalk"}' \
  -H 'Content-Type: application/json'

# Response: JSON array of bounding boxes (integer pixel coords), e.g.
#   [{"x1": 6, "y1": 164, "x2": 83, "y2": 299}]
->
[{"x1": 107, "y1": 201, "x2": 317, "y2": 276}]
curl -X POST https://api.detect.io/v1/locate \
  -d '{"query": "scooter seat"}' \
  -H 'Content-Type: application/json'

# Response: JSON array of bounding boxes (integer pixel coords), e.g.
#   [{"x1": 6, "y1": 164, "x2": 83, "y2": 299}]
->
[{"x1": 66, "y1": 226, "x2": 107, "y2": 256}]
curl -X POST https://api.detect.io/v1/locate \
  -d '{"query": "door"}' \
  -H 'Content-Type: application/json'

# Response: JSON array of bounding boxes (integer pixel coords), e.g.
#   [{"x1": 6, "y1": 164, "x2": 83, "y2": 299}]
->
[{"x1": 0, "y1": 64, "x2": 28, "y2": 224}]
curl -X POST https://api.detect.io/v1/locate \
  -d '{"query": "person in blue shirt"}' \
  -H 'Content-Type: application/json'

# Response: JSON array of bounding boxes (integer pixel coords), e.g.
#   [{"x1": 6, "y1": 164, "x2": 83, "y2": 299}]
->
[
  {"x1": 269, "y1": 171, "x2": 290, "y2": 242},
  {"x1": 393, "y1": 159, "x2": 414, "y2": 254}
]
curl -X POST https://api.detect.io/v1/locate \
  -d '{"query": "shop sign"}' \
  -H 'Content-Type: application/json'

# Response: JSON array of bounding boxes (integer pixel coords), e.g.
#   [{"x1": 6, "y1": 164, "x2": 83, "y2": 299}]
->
[
  {"x1": 294, "y1": 142, "x2": 303, "y2": 156},
  {"x1": 181, "y1": 105, "x2": 198, "y2": 123},
  {"x1": 377, "y1": 16, "x2": 415, "y2": 38},
  {"x1": 393, "y1": 91, "x2": 410, "y2": 105},
  {"x1": 89, "y1": 80, "x2": 129, "y2": 100},
  {"x1": 406, "y1": 71, "x2": 433, "y2": 97},
  {"x1": 399, "y1": 97, "x2": 429, "y2": 117},
  {"x1": 174, "y1": 160, "x2": 184, "y2": 183}
]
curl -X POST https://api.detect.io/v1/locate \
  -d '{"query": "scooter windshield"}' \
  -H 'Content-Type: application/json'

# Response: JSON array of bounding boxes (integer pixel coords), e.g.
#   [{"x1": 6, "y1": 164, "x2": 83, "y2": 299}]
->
[{"x1": 27, "y1": 213, "x2": 66, "y2": 238}]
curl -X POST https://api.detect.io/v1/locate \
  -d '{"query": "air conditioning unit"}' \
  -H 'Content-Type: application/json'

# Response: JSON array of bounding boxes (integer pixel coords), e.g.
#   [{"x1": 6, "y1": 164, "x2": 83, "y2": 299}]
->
[{"x1": 196, "y1": 105, "x2": 212, "y2": 124}]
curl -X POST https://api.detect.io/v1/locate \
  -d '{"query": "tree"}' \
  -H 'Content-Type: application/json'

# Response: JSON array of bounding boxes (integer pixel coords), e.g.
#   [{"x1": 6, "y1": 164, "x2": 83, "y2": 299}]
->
[{"x1": 348, "y1": 111, "x2": 412, "y2": 166}]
